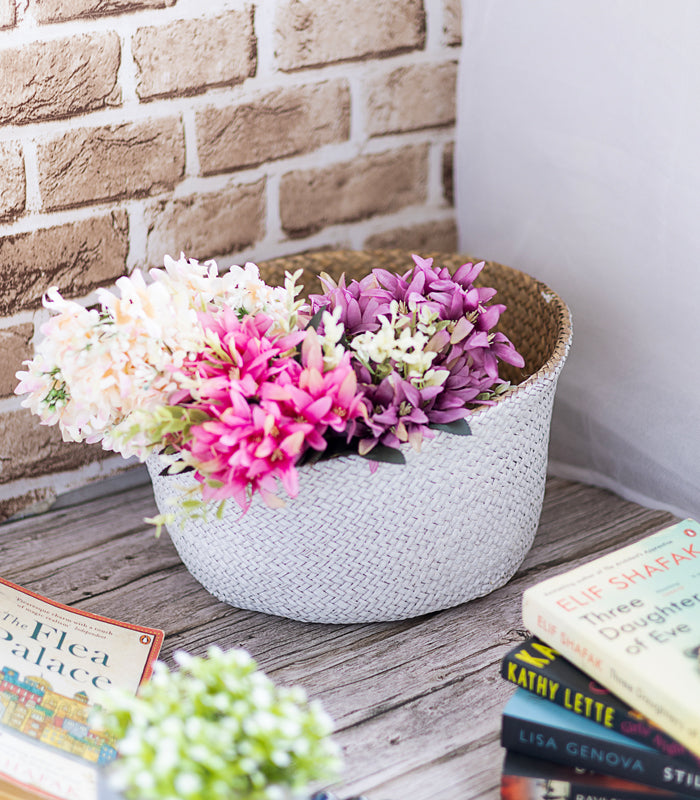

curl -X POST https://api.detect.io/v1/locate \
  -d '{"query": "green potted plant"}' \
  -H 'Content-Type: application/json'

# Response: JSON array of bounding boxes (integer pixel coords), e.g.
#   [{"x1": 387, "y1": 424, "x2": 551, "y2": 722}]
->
[{"x1": 96, "y1": 647, "x2": 341, "y2": 800}]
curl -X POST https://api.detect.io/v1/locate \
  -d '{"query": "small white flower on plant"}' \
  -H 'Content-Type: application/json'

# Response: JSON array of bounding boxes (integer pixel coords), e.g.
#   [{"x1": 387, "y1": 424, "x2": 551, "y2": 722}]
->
[
  {"x1": 412, "y1": 367, "x2": 450, "y2": 390},
  {"x1": 349, "y1": 317, "x2": 396, "y2": 365},
  {"x1": 414, "y1": 302, "x2": 441, "y2": 337},
  {"x1": 95, "y1": 646, "x2": 341, "y2": 800}
]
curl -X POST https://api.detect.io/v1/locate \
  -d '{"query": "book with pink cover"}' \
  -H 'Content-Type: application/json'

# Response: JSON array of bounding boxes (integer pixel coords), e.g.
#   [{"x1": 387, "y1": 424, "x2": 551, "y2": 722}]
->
[{"x1": 0, "y1": 576, "x2": 163, "y2": 800}]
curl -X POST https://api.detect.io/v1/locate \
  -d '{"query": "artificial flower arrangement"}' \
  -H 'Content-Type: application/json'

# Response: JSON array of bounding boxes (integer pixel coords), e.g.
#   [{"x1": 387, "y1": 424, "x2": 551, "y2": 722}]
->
[
  {"x1": 96, "y1": 646, "x2": 340, "y2": 800},
  {"x1": 16, "y1": 253, "x2": 524, "y2": 519}
]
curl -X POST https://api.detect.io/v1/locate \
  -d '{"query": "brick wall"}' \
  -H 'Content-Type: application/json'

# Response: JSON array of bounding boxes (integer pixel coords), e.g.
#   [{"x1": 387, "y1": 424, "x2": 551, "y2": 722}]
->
[{"x1": 0, "y1": 0, "x2": 462, "y2": 518}]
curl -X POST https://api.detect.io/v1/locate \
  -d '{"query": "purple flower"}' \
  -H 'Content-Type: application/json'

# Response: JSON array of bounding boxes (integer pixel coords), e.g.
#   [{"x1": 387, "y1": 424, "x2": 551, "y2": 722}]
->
[
  {"x1": 313, "y1": 255, "x2": 525, "y2": 453},
  {"x1": 309, "y1": 273, "x2": 392, "y2": 336}
]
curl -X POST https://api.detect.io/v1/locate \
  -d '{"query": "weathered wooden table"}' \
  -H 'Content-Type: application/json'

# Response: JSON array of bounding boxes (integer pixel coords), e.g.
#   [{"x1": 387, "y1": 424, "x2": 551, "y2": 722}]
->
[{"x1": 0, "y1": 471, "x2": 676, "y2": 799}]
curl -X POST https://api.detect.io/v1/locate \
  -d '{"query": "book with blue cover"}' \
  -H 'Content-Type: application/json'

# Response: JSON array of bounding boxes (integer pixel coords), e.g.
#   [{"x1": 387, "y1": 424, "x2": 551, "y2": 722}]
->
[{"x1": 502, "y1": 689, "x2": 700, "y2": 798}]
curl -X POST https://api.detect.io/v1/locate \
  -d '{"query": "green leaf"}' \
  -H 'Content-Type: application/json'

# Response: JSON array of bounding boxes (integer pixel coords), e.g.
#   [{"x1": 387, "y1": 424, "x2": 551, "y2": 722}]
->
[
  {"x1": 298, "y1": 448, "x2": 325, "y2": 466},
  {"x1": 158, "y1": 461, "x2": 194, "y2": 477},
  {"x1": 429, "y1": 418, "x2": 472, "y2": 436},
  {"x1": 181, "y1": 500, "x2": 202, "y2": 510},
  {"x1": 494, "y1": 381, "x2": 512, "y2": 395},
  {"x1": 305, "y1": 307, "x2": 326, "y2": 330},
  {"x1": 297, "y1": 433, "x2": 358, "y2": 466},
  {"x1": 359, "y1": 444, "x2": 406, "y2": 465}
]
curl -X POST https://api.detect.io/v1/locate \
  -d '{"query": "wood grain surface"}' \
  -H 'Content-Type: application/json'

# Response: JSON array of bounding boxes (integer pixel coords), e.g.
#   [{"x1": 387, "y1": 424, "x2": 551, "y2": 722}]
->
[{"x1": 0, "y1": 473, "x2": 677, "y2": 800}]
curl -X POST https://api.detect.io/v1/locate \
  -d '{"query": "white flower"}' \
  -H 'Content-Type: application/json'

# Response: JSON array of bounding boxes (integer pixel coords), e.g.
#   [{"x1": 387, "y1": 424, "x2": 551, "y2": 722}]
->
[
  {"x1": 17, "y1": 272, "x2": 205, "y2": 455},
  {"x1": 350, "y1": 318, "x2": 396, "y2": 364},
  {"x1": 15, "y1": 254, "x2": 310, "y2": 461},
  {"x1": 150, "y1": 255, "x2": 303, "y2": 333},
  {"x1": 350, "y1": 314, "x2": 438, "y2": 379},
  {"x1": 413, "y1": 367, "x2": 450, "y2": 389},
  {"x1": 415, "y1": 303, "x2": 441, "y2": 335},
  {"x1": 318, "y1": 308, "x2": 346, "y2": 369},
  {"x1": 173, "y1": 773, "x2": 202, "y2": 796}
]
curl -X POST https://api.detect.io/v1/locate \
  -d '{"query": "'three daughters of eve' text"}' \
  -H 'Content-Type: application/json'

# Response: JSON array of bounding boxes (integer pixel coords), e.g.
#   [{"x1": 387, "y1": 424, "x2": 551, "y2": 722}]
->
[{"x1": 578, "y1": 595, "x2": 699, "y2": 655}]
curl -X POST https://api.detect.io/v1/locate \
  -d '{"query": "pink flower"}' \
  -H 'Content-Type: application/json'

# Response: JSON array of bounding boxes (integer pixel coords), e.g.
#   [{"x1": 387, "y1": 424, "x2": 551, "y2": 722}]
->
[
  {"x1": 185, "y1": 396, "x2": 307, "y2": 511},
  {"x1": 175, "y1": 313, "x2": 366, "y2": 511},
  {"x1": 263, "y1": 329, "x2": 367, "y2": 446}
]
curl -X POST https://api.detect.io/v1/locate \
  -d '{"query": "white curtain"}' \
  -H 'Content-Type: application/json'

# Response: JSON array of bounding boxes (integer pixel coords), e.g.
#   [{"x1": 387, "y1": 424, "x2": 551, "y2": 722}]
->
[{"x1": 455, "y1": 0, "x2": 700, "y2": 519}]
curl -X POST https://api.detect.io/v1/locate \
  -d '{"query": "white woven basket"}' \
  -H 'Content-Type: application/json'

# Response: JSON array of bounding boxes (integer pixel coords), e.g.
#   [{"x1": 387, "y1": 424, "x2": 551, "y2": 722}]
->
[{"x1": 147, "y1": 251, "x2": 572, "y2": 624}]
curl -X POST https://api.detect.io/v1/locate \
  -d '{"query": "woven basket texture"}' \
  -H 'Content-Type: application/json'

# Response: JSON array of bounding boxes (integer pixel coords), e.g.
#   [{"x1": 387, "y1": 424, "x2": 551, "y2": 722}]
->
[{"x1": 148, "y1": 250, "x2": 572, "y2": 624}]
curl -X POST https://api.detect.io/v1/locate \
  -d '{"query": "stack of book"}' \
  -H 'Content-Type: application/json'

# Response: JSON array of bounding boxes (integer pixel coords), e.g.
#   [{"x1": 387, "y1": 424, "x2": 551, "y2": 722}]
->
[{"x1": 499, "y1": 517, "x2": 700, "y2": 800}]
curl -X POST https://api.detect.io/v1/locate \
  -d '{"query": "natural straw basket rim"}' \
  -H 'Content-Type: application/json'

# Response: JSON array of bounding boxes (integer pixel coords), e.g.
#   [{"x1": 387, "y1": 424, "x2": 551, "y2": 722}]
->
[
  {"x1": 469, "y1": 255, "x2": 573, "y2": 413},
  {"x1": 257, "y1": 248, "x2": 572, "y2": 418}
]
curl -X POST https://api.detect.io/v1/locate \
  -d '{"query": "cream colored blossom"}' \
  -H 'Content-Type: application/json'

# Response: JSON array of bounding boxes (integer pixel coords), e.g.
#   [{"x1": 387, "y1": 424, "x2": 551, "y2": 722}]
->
[
  {"x1": 350, "y1": 314, "x2": 438, "y2": 380},
  {"x1": 16, "y1": 275, "x2": 204, "y2": 456},
  {"x1": 149, "y1": 255, "x2": 302, "y2": 332},
  {"x1": 350, "y1": 318, "x2": 397, "y2": 364},
  {"x1": 414, "y1": 303, "x2": 441, "y2": 336},
  {"x1": 15, "y1": 254, "x2": 305, "y2": 461},
  {"x1": 414, "y1": 367, "x2": 450, "y2": 389},
  {"x1": 318, "y1": 308, "x2": 346, "y2": 369}
]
